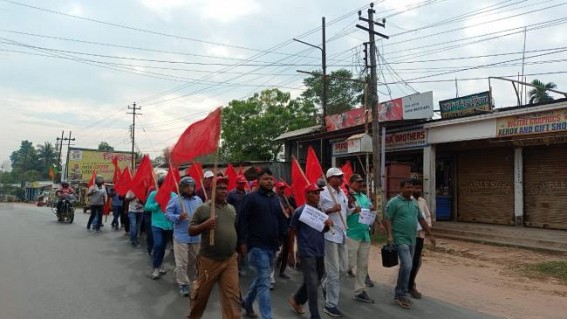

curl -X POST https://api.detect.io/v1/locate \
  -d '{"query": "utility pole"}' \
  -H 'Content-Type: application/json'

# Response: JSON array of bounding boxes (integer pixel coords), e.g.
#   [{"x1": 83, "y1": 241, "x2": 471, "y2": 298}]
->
[
  {"x1": 357, "y1": 3, "x2": 388, "y2": 210},
  {"x1": 293, "y1": 17, "x2": 327, "y2": 166},
  {"x1": 63, "y1": 131, "x2": 75, "y2": 181},
  {"x1": 56, "y1": 130, "x2": 65, "y2": 173},
  {"x1": 127, "y1": 102, "x2": 141, "y2": 169}
]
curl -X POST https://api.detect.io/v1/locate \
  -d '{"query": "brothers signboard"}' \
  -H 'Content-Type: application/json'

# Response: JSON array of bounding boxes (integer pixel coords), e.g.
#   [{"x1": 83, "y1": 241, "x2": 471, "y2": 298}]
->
[{"x1": 439, "y1": 91, "x2": 492, "y2": 119}]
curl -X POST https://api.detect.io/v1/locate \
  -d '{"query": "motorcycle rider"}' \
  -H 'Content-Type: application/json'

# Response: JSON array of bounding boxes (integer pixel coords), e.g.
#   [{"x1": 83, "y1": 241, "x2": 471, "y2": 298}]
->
[{"x1": 56, "y1": 181, "x2": 76, "y2": 216}]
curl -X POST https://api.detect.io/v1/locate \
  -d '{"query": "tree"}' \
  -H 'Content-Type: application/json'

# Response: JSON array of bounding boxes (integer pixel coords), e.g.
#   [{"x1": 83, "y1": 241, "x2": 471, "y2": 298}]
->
[
  {"x1": 301, "y1": 69, "x2": 365, "y2": 116},
  {"x1": 98, "y1": 141, "x2": 115, "y2": 151},
  {"x1": 10, "y1": 141, "x2": 38, "y2": 178},
  {"x1": 36, "y1": 142, "x2": 58, "y2": 177},
  {"x1": 221, "y1": 89, "x2": 317, "y2": 162},
  {"x1": 529, "y1": 79, "x2": 557, "y2": 104}
]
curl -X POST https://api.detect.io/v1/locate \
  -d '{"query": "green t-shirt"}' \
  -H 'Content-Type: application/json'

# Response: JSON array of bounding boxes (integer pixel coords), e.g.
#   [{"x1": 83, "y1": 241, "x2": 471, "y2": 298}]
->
[
  {"x1": 347, "y1": 192, "x2": 372, "y2": 242},
  {"x1": 191, "y1": 202, "x2": 237, "y2": 261},
  {"x1": 385, "y1": 194, "x2": 423, "y2": 246}
]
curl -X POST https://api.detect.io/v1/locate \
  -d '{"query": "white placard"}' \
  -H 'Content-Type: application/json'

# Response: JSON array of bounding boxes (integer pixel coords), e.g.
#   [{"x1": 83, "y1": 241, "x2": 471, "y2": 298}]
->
[
  {"x1": 358, "y1": 209, "x2": 376, "y2": 226},
  {"x1": 299, "y1": 205, "x2": 329, "y2": 232}
]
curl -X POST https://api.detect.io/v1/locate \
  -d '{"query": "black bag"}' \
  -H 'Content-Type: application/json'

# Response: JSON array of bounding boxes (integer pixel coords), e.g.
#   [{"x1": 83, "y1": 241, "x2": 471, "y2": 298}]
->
[{"x1": 381, "y1": 244, "x2": 399, "y2": 268}]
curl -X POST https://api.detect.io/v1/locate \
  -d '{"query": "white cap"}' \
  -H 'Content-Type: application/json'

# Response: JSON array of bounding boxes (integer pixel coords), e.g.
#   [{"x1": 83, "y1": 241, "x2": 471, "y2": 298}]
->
[
  {"x1": 326, "y1": 167, "x2": 344, "y2": 178},
  {"x1": 203, "y1": 170, "x2": 214, "y2": 178}
]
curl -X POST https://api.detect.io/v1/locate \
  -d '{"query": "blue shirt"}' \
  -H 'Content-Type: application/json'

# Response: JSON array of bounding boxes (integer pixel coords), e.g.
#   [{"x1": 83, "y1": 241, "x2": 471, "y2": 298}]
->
[
  {"x1": 111, "y1": 193, "x2": 123, "y2": 207},
  {"x1": 290, "y1": 205, "x2": 328, "y2": 257},
  {"x1": 165, "y1": 194, "x2": 202, "y2": 244},
  {"x1": 237, "y1": 188, "x2": 288, "y2": 251}
]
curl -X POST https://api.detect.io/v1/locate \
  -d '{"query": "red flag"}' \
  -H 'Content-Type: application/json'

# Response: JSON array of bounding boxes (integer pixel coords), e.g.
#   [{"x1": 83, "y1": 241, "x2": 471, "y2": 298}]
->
[
  {"x1": 156, "y1": 164, "x2": 180, "y2": 212},
  {"x1": 340, "y1": 161, "x2": 354, "y2": 194},
  {"x1": 170, "y1": 107, "x2": 222, "y2": 166},
  {"x1": 115, "y1": 167, "x2": 132, "y2": 196},
  {"x1": 225, "y1": 163, "x2": 238, "y2": 191},
  {"x1": 305, "y1": 146, "x2": 324, "y2": 184},
  {"x1": 291, "y1": 157, "x2": 308, "y2": 207},
  {"x1": 87, "y1": 170, "x2": 97, "y2": 188},
  {"x1": 130, "y1": 155, "x2": 154, "y2": 202},
  {"x1": 103, "y1": 198, "x2": 112, "y2": 216},
  {"x1": 186, "y1": 162, "x2": 204, "y2": 189},
  {"x1": 238, "y1": 165, "x2": 243, "y2": 175},
  {"x1": 112, "y1": 156, "x2": 121, "y2": 185}
]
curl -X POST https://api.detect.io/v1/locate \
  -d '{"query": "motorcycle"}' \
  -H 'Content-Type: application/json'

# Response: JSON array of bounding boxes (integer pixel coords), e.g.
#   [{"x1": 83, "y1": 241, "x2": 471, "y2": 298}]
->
[{"x1": 53, "y1": 194, "x2": 76, "y2": 223}]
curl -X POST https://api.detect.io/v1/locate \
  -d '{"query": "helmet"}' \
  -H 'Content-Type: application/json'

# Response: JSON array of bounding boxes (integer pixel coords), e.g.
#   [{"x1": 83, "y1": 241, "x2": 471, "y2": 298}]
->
[
  {"x1": 180, "y1": 176, "x2": 196, "y2": 187},
  {"x1": 157, "y1": 175, "x2": 166, "y2": 187}
]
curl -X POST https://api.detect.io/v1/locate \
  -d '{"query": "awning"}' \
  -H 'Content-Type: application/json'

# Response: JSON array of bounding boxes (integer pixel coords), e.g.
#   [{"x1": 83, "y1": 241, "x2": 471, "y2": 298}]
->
[{"x1": 273, "y1": 125, "x2": 322, "y2": 142}]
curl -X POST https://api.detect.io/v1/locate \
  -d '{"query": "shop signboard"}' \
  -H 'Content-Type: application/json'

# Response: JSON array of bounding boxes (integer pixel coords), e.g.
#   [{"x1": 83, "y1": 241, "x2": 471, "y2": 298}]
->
[
  {"x1": 385, "y1": 128, "x2": 427, "y2": 151},
  {"x1": 332, "y1": 141, "x2": 349, "y2": 156},
  {"x1": 67, "y1": 148, "x2": 132, "y2": 183},
  {"x1": 439, "y1": 91, "x2": 491, "y2": 119},
  {"x1": 496, "y1": 109, "x2": 567, "y2": 137},
  {"x1": 325, "y1": 107, "x2": 371, "y2": 132},
  {"x1": 378, "y1": 91, "x2": 434, "y2": 122}
]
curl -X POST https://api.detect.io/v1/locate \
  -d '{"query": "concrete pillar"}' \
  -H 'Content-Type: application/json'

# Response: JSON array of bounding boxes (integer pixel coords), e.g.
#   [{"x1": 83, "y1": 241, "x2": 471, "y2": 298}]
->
[
  {"x1": 423, "y1": 145, "x2": 436, "y2": 221},
  {"x1": 514, "y1": 147, "x2": 524, "y2": 226}
]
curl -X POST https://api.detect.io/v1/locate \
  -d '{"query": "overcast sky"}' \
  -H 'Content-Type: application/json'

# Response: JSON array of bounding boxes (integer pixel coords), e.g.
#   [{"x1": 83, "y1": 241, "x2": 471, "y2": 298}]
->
[{"x1": 1, "y1": 0, "x2": 566, "y2": 166}]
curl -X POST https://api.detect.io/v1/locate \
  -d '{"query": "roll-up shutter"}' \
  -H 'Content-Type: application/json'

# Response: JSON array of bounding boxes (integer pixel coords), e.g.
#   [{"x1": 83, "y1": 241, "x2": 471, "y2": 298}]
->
[
  {"x1": 524, "y1": 144, "x2": 567, "y2": 230},
  {"x1": 457, "y1": 148, "x2": 514, "y2": 225}
]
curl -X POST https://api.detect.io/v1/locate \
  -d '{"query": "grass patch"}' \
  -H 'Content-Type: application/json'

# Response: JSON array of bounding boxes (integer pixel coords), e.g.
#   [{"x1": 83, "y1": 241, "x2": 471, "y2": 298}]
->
[{"x1": 522, "y1": 261, "x2": 567, "y2": 282}]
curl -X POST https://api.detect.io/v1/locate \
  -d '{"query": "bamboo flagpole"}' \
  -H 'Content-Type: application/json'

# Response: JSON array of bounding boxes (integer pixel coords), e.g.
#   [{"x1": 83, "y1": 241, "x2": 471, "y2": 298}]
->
[{"x1": 209, "y1": 121, "x2": 222, "y2": 246}]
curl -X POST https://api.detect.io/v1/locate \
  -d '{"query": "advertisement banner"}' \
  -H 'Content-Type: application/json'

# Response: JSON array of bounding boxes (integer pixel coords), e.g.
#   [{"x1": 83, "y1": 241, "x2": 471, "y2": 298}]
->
[
  {"x1": 385, "y1": 129, "x2": 427, "y2": 151},
  {"x1": 325, "y1": 107, "x2": 371, "y2": 132},
  {"x1": 68, "y1": 148, "x2": 132, "y2": 183},
  {"x1": 496, "y1": 109, "x2": 567, "y2": 137},
  {"x1": 439, "y1": 91, "x2": 491, "y2": 119},
  {"x1": 378, "y1": 92, "x2": 434, "y2": 122}
]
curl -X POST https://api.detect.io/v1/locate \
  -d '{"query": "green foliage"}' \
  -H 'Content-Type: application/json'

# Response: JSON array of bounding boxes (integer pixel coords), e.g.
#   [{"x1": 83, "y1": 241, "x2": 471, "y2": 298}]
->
[
  {"x1": 98, "y1": 141, "x2": 115, "y2": 151},
  {"x1": 301, "y1": 69, "x2": 365, "y2": 115},
  {"x1": 221, "y1": 89, "x2": 317, "y2": 162},
  {"x1": 528, "y1": 79, "x2": 557, "y2": 104},
  {"x1": 522, "y1": 261, "x2": 567, "y2": 282},
  {"x1": 8, "y1": 140, "x2": 59, "y2": 181}
]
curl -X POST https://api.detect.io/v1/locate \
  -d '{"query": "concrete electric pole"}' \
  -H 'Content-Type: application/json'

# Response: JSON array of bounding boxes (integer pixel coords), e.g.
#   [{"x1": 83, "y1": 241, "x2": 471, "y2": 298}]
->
[{"x1": 127, "y1": 102, "x2": 141, "y2": 169}]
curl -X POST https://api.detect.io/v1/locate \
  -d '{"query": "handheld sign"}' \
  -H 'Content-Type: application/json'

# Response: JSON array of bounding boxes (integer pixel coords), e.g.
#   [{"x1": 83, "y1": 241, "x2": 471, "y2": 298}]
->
[{"x1": 299, "y1": 205, "x2": 329, "y2": 232}]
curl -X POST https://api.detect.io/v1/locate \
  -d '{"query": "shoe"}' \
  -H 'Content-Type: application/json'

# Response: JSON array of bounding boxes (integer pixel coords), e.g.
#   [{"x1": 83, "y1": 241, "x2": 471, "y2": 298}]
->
[
  {"x1": 395, "y1": 298, "x2": 412, "y2": 309},
  {"x1": 402, "y1": 296, "x2": 414, "y2": 305},
  {"x1": 347, "y1": 270, "x2": 355, "y2": 278},
  {"x1": 279, "y1": 272, "x2": 291, "y2": 279},
  {"x1": 354, "y1": 291, "x2": 375, "y2": 303},
  {"x1": 323, "y1": 306, "x2": 343, "y2": 317},
  {"x1": 151, "y1": 268, "x2": 160, "y2": 279},
  {"x1": 158, "y1": 267, "x2": 167, "y2": 275},
  {"x1": 288, "y1": 294, "x2": 305, "y2": 314},
  {"x1": 365, "y1": 276, "x2": 375, "y2": 287},
  {"x1": 269, "y1": 282, "x2": 275, "y2": 290},
  {"x1": 409, "y1": 289, "x2": 422, "y2": 299},
  {"x1": 241, "y1": 300, "x2": 258, "y2": 318},
  {"x1": 179, "y1": 285, "x2": 189, "y2": 297}
]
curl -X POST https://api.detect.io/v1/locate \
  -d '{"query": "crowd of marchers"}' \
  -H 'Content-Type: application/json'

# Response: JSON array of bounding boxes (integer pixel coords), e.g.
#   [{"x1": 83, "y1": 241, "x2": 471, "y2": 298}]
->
[{"x1": 58, "y1": 166, "x2": 433, "y2": 319}]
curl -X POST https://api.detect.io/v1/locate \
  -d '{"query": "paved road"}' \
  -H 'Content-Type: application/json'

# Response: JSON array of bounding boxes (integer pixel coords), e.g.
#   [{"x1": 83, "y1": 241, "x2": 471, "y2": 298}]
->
[{"x1": 0, "y1": 203, "x2": 498, "y2": 319}]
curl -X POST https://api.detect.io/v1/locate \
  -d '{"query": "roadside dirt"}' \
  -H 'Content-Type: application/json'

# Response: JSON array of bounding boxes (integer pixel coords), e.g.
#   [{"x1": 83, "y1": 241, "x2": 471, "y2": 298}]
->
[{"x1": 368, "y1": 239, "x2": 567, "y2": 319}]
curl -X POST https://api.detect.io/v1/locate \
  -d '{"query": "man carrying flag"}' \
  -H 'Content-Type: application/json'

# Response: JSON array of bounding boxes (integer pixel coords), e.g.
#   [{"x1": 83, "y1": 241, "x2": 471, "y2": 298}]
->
[{"x1": 165, "y1": 177, "x2": 202, "y2": 297}]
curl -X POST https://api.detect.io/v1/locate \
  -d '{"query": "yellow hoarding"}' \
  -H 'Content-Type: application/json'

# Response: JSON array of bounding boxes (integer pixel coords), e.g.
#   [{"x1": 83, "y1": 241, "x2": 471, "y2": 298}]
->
[{"x1": 67, "y1": 148, "x2": 132, "y2": 183}]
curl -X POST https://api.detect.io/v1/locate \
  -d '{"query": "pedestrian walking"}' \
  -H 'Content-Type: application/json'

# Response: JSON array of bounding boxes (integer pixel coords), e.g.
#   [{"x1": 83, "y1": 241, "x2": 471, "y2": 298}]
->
[
  {"x1": 320, "y1": 167, "x2": 353, "y2": 317},
  {"x1": 344, "y1": 174, "x2": 377, "y2": 304},
  {"x1": 165, "y1": 176, "x2": 202, "y2": 297},
  {"x1": 227, "y1": 175, "x2": 249, "y2": 277},
  {"x1": 187, "y1": 176, "x2": 241, "y2": 319},
  {"x1": 384, "y1": 179, "x2": 435, "y2": 309},
  {"x1": 288, "y1": 183, "x2": 334, "y2": 319},
  {"x1": 126, "y1": 190, "x2": 144, "y2": 247},
  {"x1": 196, "y1": 170, "x2": 214, "y2": 202},
  {"x1": 87, "y1": 176, "x2": 107, "y2": 232},
  {"x1": 238, "y1": 167, "x2": 288, "y2": 319},
  {"x1": 408, "y1": 180, "x2": 432, "y2": 300},
  {"x1": 109, "y1": 187, "x2": 123, "y2": 230},
  {"x1": 272, "y1": 182, "x2": 294, "y2": 285},
  {"x1": 145, "y1": 176, "x2": 175, "y2": 280}
]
